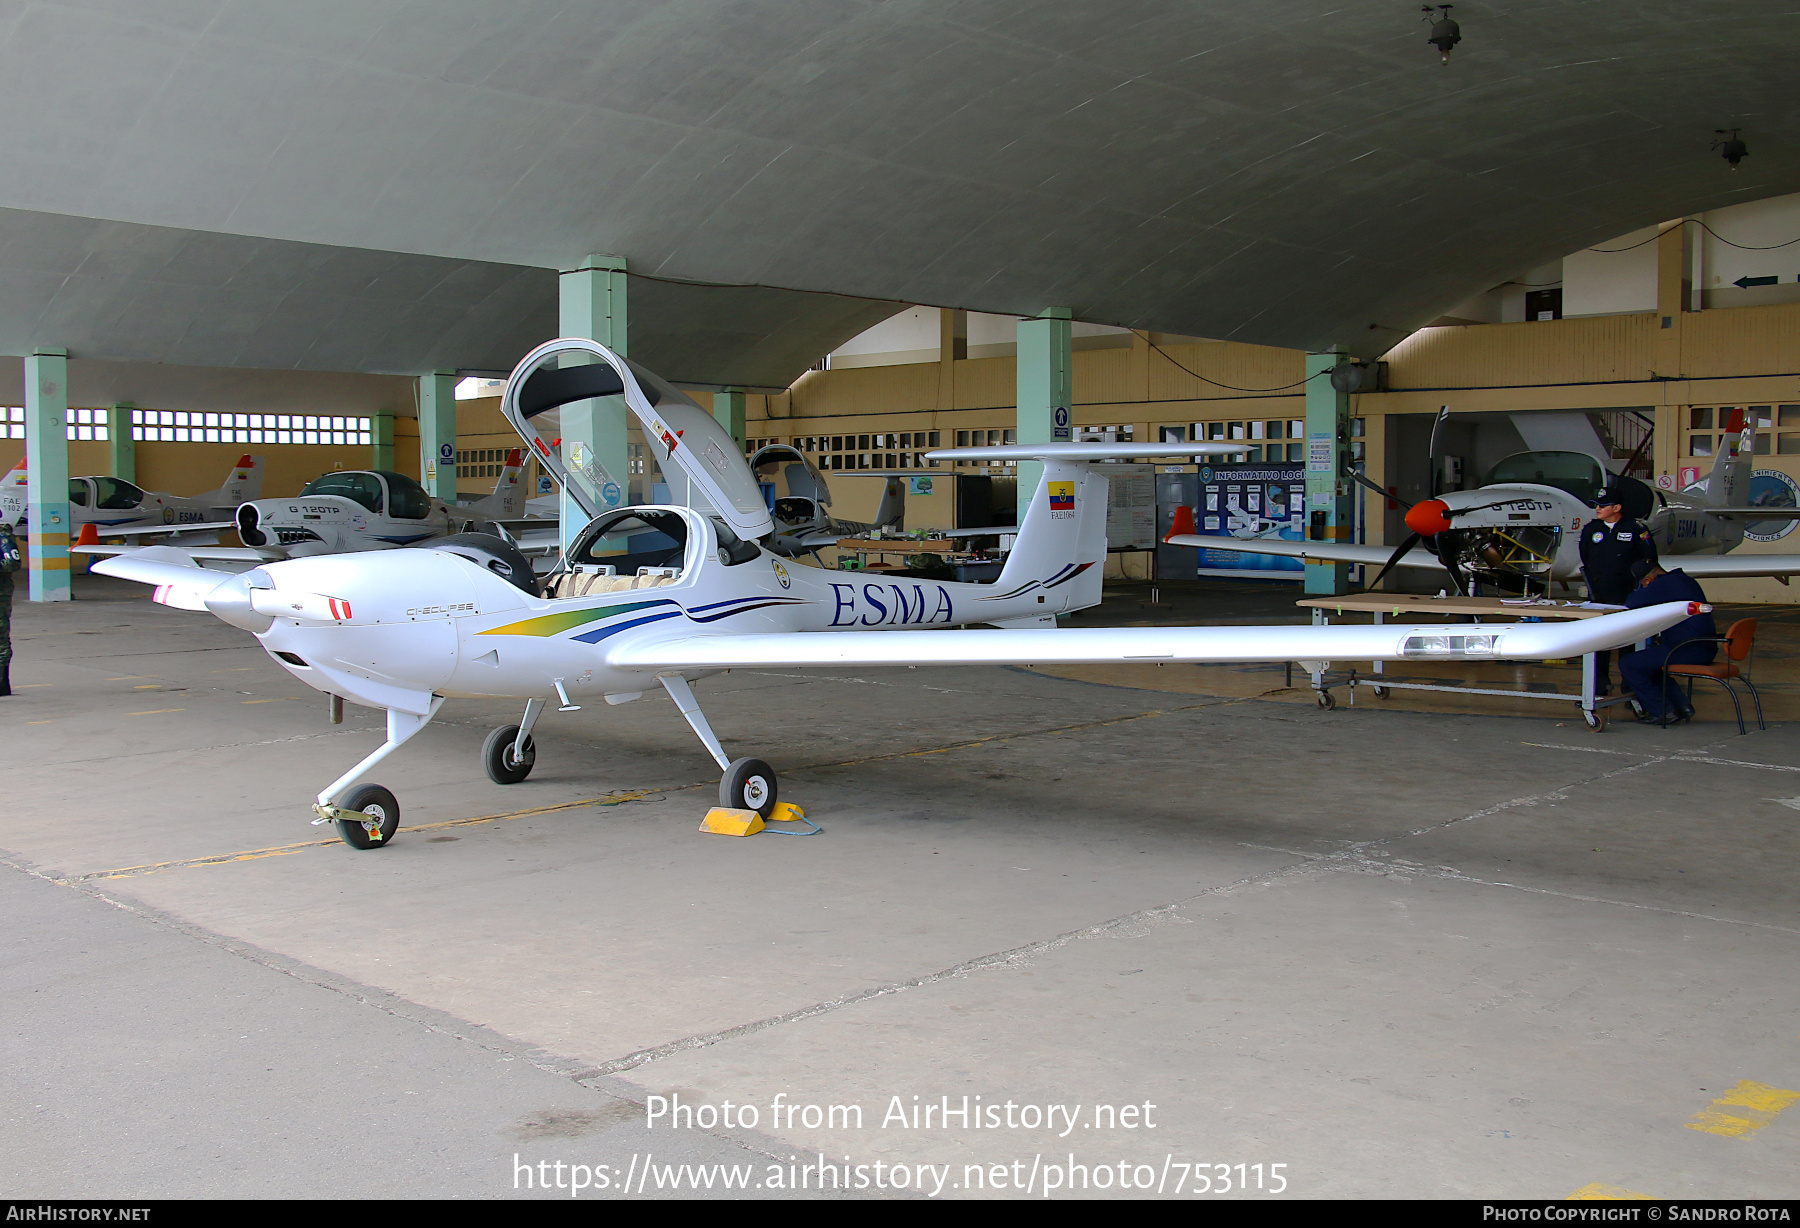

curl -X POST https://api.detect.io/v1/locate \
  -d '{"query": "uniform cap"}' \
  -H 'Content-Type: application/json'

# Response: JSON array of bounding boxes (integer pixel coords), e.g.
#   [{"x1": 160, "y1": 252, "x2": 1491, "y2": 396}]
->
[{"x1": 1593, "y1": 487, "x2": 1624, "y2": 507}]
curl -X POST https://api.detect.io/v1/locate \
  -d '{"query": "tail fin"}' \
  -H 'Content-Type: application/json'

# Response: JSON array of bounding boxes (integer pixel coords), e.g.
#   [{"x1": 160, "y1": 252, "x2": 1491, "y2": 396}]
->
[
  {"x1": 466, "y1": 449, "x2": 527, "y2": 519},
  {"x1": 873, "y1": 477, "x2": 905, "y2": 530},
  {"x1": 991, "y1": 461, "x2": 1107, "y2": 614},
  {"x1": 210, "y1": 455, "x2": 264, "y2": 506},
  {"x1": 1, "y1": 456, "x2": 27, "y2": 525},
  {"x1": 1703, "y1": 409, "x2": 1756, "y2": 504}
]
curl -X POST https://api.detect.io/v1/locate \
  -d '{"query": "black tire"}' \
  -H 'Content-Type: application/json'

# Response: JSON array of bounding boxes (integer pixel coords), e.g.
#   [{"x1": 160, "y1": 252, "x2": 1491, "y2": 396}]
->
[
  {"x1": 1316, "y1": 690, "x2": 1336, "y2": 710},
  {"x1": 1371, "y1": 685, "x2": 1389, "y2": 699},
  {"x1": 1582, "y1": 707, "x2": 1608, "y2": 733},
  {"x1": 720, "y1": 757, "x2": 778, "y2": 818},
  {"x1": 336, "y1": 784, "x2": 400, "y2": 850},
  {"x1": 483, "y1": 725, "x2": 536, "y2": 785}
]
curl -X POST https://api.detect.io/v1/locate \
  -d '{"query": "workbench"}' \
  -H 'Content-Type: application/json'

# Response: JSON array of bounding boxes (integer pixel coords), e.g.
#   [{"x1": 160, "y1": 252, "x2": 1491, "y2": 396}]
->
[{"x1": 1293, "y1": 592, "x2": 1641, "y2": 730}]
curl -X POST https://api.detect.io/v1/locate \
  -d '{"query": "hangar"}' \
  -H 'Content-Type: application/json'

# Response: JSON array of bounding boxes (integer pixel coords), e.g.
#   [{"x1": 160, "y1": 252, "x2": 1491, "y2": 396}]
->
[{"x1": 4, "y1": 0, "x2": 1798, "y2": 1202}]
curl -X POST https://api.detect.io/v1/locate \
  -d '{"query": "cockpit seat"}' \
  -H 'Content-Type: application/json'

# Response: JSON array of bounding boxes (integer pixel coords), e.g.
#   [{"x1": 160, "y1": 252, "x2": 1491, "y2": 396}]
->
[{"x1": 545, "y1": 566, "x2": 681, "y2": 599}]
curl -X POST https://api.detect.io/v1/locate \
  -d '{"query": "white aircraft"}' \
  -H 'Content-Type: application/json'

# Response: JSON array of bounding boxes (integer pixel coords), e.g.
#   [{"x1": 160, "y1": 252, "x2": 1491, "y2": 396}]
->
[
  {"x1": 749, "y1": 443, "x2": 907, "y2": 556},
  {"x1": 2, "y1": 453, "x2": 264, "y2": 540},
  {"x1": 1170, "y1": 407, "x2": 1800, "y2": 592},
  {"x1": 93, "y1": 339, "x2": 1702, "y2": 851},
  {"x1": 76, "y1": 450, "x2": 555, "y2": 565}
]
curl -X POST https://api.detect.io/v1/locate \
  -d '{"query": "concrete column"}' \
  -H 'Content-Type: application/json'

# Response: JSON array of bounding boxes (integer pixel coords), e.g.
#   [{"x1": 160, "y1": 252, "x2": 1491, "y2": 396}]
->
[
  {"x1": 559, "y1": 254, "x2": 628, "y2": 550},
  {"x1": 1655, "y1": 219, "x2": 1694, "y2": 379},
  {"x1": 1302, "y1": 351, "x2": 1354, "y2": 596},
  {"x1": 936, "y1": 308, "x2": 966, "y2": 410},
  {"x1": 370, "y1": 412, "x2": 395, "y2": 472},
  {"x1": 24, "y1": 348, "x2": 71, "y2": 602},
  {"x1": 713, "y1": 388, "x2": 747, "y2": 446},
  {"x1": 418, "y1": 371, "x2": 457, "y2": 501},
  {"x1": 1015, "y1": 308, "x2": 1072, "y2": 521},
  {"x1": 108, "y1": 403, "x2": 135, "y2": 483}
]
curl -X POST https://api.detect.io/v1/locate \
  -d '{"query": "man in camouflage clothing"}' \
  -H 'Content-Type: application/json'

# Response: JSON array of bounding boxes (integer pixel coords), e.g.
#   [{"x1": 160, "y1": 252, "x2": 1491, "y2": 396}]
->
[{"x1": 0, "y1": 520, "x2": 17, "y2": 696}]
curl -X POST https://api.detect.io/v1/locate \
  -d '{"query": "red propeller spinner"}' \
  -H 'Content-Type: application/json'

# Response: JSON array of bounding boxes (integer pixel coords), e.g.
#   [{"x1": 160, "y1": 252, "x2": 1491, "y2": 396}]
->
[{"x1": 1404, "y1": 498, "x2": 1453, "y2": 537}]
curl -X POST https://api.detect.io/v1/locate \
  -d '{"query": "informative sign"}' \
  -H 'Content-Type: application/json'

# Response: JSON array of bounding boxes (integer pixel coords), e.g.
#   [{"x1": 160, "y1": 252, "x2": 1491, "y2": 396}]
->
[
  {"x1": 1052, "y1": 406, "x2": 1072, "y2": 442},
  {"x1": 1192, "y1": 463, "x2": 1307, "y2": 578}
]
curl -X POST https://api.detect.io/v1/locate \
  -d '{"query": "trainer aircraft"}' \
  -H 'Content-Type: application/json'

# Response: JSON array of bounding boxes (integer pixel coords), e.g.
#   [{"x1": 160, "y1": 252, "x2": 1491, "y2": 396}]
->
[{"x1": 94, "y1": 340, "x2": 1702, "y2": 851}]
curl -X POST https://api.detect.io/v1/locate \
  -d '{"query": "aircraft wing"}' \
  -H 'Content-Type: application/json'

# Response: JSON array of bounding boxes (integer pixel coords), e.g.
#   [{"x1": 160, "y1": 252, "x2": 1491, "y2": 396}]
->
[
  {"x1": 87, "y1": 520, "x2": 237, "y2": 537},
  {"x1": 75, "y1": 543, "x2": 269, "y2": 560},
  {"x1": 604, "y1": 603, "x2": 1696, "y2": 671},
  {"x1": 1164, "y1": 533, "x2": 1444, "y2": 571},
  {"x1": 89, "y1": 546, "x2": 239, "y2": 610},
  {"x1": 1662, "y1": 554, "x2": 1800, "y2": 580}
]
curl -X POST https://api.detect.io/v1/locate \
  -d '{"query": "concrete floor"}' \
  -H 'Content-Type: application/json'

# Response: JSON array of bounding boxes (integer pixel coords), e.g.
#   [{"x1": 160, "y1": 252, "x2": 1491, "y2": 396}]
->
[{"x1": 4, "y1": 575, "x2": 1797, "y2": 1200}]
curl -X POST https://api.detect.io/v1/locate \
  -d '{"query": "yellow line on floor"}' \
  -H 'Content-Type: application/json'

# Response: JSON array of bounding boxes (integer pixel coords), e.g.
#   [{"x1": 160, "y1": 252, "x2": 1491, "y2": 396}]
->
[
  {"x1": 68, "y1": 788, "x2": 685, "y2": 883},
  {"x1": 1685, "y1": 1080, "x2": 1800, "y2": 1138},
  {"x1": 1567, "y1": 1183, "x2": 1654, "y2": 1199},
  {"x1": 69, "y1": 707, "x2": 1199, "y2": 883},
  {"x1": 128, "y1": 708, "x2": 185, "y2": 716}
]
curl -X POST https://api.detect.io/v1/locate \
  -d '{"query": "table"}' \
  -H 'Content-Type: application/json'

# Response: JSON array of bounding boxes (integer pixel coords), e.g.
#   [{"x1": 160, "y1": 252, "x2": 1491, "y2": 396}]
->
[{"x1": 1293, "y1": 593, "x2": 1641, "y2": 730}]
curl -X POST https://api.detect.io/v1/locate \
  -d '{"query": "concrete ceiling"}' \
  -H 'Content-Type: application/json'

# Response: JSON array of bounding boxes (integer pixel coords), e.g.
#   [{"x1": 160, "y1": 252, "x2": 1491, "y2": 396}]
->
[{"x1": 2, "y1": 0, "x2": 1797, "y2": 373}]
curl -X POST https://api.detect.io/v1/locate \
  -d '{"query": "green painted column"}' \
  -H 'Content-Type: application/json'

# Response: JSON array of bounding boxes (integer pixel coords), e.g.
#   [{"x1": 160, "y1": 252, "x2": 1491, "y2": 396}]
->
[
  {"x1": 24, "y1": 348, "x2": 71, "y2": 602},
  {"x1": 108, "y1": 403, "x2": 135, "y2": 483},
  {"x1": 1302, "y1": 351, "x2": 1354, "y2": 596},
  {"x1": 559, "y1": 254, "x2": 628, "y2": 552},
  {"x1": 370, "y1": 412, "x2": 395, "y2": 472},
  {"x1": 713, "y1": 388, "x2": 747, "y2": 445},
  {"x1": 1015, "y1": 308, "x2": 1072, "y2": 522},
  {"x1": 418, "y1": 371, "x2": 457, "y2": 501}
]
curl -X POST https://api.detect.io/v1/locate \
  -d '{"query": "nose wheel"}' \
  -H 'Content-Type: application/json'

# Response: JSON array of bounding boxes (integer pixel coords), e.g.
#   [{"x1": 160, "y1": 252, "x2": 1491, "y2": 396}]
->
[
  {"x1": 721, "y1": 757, "x2": 778, "y2": 818},
  {"x1": 334, "y1": 784, "x2": 400, "y2": 850}
]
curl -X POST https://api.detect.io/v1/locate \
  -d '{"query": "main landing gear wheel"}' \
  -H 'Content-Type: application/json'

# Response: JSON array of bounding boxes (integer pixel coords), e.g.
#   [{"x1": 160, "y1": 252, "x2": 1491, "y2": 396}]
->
[
  {"x1": 482, "y1": 725, "x2": 536, "y2": 785},
  {"x1": 1316, "y1": 690, "x2": 1336, "y2": 710},
  {"x1": 720, "y1": 757, "x2": 778, "y2": 819},
  {"x1": 1371, "y1": 684, "x2": 1389, "y2": 699},
  {"x1": 1582, "y1": 707, "x2": 1608, "y2": 733},
  {"x1": 336, "y1": 784, "x2": 399, "y2": 850}
]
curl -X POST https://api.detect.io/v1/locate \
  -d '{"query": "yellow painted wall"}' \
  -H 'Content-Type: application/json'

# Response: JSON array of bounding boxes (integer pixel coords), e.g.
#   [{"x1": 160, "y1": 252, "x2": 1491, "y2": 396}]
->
[
  {"x1": 747, "y1": 300, "x2": 1800, "y2": 602},
  {"x1": 0, "y1": 437, "x2": 394, "y2": 500}
]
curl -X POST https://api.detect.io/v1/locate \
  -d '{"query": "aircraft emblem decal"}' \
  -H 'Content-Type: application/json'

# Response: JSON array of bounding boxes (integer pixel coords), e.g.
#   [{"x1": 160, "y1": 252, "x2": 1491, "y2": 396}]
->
[
  {"x1": 771, "y1": 559, "x2": 791, "y2": 588},
  {"x1": 1049, "y1": 482, "x2": 1075, "y2": 511}
]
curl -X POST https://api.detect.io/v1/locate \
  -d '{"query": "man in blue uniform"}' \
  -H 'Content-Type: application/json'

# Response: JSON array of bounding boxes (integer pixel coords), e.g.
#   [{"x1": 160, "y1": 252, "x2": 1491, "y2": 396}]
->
[
  {"x1": 1578, "y1": 486, "x2": 1657, "y2": 694},
  {"x1": 1618, "y1": 560, "x2": 1716, "y2": 724}
]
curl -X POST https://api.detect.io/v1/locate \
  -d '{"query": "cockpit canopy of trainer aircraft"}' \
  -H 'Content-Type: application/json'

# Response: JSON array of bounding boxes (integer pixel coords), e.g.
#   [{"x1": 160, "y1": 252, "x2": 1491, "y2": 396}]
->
[
  {"x1": 502, "y1": 339, "x2": 775, "y2": 543},
  {"x1": 297, "y1": 471, "x2": 435, "y2": 519}
]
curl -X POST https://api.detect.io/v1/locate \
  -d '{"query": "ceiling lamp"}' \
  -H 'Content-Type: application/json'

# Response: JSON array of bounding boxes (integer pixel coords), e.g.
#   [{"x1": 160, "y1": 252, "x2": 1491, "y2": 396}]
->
[{"x1": 1422, "y1": 5, "x2": 1460, "y2": 64}]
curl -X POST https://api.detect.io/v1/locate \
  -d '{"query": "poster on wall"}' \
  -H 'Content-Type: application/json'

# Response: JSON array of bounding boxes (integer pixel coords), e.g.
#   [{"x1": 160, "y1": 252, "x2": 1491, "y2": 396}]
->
[
  {"x1": 1191, "y1": 463, "x2": 1308, "y2": 578},
  {"x1": 1095, "y1": 464, "x2": 1157, "y2": 550}
]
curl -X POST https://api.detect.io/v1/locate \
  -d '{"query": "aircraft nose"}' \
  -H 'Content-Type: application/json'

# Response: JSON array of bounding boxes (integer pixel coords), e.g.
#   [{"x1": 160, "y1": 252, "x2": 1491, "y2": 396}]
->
[
  {"x1": 1405, "y1": 498, "x2": 1453, "y2": 537},
  {"x1": 236, "y1": 502, "x2": 266, "y2": 546},
  {"x1": 204, "y1": 568, "x2": 275, "y2": 633}
]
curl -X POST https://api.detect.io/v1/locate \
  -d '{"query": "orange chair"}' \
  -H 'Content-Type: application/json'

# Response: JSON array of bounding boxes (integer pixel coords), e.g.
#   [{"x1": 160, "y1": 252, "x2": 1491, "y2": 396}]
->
[{"x1": 1666, "y1": 618, "x2": 1765, "y2": 734}]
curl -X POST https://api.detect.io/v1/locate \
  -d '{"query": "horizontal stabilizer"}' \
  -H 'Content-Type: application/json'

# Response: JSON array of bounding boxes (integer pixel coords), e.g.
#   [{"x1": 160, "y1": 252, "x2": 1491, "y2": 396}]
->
[
  {"x1": 604, "y1": 603, "x2": 1695, "y2": 672},
  {"x1": 926, "y1": 442, "x2": 1250, "y2": 463},
  {"x1": 1164, "y1": 533, "x2": 1445, "y2": 572},
  {"x1": 1663, "y1": 554, "x2": 1800, "y2": 580}
]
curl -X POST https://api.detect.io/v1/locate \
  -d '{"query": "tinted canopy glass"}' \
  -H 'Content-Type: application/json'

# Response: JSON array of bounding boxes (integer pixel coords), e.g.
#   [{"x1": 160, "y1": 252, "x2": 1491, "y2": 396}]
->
[{"x1": 301, "y1": 471, "x2": 383, "y2": 513}]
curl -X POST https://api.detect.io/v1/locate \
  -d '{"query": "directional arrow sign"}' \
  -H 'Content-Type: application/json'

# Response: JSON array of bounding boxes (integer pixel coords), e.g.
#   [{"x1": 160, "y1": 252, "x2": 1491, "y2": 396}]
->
[{"x1": 1734, "y1": 275, "x2": 1779, "y2": 289}]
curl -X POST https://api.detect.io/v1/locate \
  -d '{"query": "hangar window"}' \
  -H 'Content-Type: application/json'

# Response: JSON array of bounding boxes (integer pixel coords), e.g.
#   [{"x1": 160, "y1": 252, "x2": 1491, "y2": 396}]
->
[{"x1": 5, "y1": 406, "x2": 21, "y2": 439}]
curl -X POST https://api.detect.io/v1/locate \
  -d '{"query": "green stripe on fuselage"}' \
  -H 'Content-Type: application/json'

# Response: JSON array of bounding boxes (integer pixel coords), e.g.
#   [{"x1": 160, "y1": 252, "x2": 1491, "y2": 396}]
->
[{"x1": 479, "y1": 600, "x2": 671, "y2": 638}]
